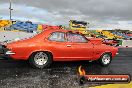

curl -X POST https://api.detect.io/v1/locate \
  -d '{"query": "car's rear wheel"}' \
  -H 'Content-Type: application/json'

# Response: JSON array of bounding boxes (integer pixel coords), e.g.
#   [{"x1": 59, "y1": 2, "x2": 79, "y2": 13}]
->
[
  {"x1": 99, "y1": 53, "x2": 112, "y2": 66},
  {"x1": 29, "y1": 52, "x2": 52, "y2": 69}
]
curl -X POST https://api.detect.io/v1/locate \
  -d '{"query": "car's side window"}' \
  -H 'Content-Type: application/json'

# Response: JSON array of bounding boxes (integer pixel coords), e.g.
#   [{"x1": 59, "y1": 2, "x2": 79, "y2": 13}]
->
[
  {"x1": 48, "y1": 32, "x2": 65, "y2": 42},
  {"x1": 66, "y1": 32, "x2": 87, "y2": 43}
]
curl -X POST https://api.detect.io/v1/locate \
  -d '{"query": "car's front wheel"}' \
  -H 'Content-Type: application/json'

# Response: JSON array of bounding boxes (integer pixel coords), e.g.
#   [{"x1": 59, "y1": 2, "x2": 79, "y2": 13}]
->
[
  {"x1": 29, "y1": 52, "x2": 52, "y2": 69},
  {"x1": 99, "y1": 53, "x2": 112, "y2": 66}
]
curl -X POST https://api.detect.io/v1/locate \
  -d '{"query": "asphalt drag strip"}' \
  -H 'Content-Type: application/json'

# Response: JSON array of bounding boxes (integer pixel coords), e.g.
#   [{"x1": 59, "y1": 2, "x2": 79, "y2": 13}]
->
[{"x1": 0, "y1": 48, "x2": 131, "y2": 88}]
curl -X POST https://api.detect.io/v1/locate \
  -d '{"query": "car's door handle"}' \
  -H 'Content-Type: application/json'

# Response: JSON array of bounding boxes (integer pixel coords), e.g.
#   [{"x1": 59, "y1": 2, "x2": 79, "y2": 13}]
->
[{"x1": 67, "y1": 45, "x2": 71, "y2": 47}]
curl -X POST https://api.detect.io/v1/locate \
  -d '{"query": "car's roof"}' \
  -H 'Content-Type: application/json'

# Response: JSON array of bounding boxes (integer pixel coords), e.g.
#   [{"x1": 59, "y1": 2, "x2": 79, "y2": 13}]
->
[
  {"x1": 32, "y1": 29, "x2": 83, "y2": 41},
  {"x1": 40, "y1": 29, "x2": 80, "y2": 36},
  {"x1": 42, "y1": 29, "x2": 70, "y2": 33},
  {"x1": 32, "y1": 29, "x2": 68, "y2": 39}
]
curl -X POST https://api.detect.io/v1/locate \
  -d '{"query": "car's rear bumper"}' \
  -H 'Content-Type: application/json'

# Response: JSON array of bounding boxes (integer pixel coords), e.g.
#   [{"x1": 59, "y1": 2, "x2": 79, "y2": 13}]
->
[
  {"x1": 0, "y1": 44, "x2": 11, "y2": 60},
  {"x1": 0, "y1": 54, "x2": 11, "y2": 60}
]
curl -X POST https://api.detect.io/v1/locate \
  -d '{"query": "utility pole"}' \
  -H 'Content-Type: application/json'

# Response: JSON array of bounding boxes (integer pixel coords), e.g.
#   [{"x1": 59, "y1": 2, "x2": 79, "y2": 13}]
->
[
  {"x1": 9, "y1": 0, "x2": 13, "y2": 20},
  {"x1": 9, "y1": 0, "x2": 13, "y2": 30}
]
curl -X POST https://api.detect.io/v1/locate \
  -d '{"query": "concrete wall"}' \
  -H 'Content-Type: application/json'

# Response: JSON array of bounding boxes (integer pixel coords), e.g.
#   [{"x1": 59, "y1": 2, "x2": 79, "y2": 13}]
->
[
  {"x1": 122, "y1": 40, "x2": 132, "y2": 47},
  {"x1": 0, "y1": 31, "x2": 35, "y2": 42}
]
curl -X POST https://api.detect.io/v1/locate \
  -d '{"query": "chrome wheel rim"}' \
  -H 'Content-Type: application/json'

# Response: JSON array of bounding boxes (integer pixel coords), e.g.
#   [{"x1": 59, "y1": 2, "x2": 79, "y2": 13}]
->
[
  {"x1": 34, "y1": 52, "x2": 48, "y2": 66},
  {"x1": 102, "y1": 54, "x2": 111, "y2": 65}
]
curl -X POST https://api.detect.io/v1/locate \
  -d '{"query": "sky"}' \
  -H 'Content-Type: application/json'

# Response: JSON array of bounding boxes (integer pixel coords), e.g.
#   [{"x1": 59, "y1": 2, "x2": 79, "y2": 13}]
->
[{"x1": 0, "y1": 0, "x2": 132, "y2": 30}]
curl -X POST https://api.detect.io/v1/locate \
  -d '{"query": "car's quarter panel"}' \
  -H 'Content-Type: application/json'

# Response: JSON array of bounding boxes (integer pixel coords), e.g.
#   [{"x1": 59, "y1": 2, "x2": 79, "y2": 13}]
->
[{"x1": 7, "y1": 41, "x2": 42, "y2": 60}]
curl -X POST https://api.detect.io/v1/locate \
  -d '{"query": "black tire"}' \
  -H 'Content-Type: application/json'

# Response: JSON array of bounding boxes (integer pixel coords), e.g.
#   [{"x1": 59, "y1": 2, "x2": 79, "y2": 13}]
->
[
  {"x1": 29, "y1": 52, "x2": 52, "y2": 69},
  {"x1": 99, "y1": 53, "x2": 112, "y2": 66}
]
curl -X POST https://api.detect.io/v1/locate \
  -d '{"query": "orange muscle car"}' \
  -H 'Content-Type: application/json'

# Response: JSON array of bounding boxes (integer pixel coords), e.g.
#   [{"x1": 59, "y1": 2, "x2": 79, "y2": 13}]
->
[{"x1": 1, "y1": 29, "x2": 118, "y2": 68}]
